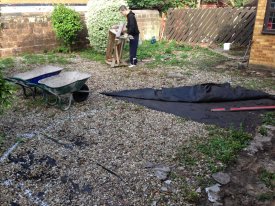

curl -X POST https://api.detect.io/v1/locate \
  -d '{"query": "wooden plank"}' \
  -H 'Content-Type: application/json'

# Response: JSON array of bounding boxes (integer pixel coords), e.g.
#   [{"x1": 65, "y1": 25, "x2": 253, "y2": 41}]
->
[{"x1": 106, "y1": 31, "x2": 116, "y2": 61}]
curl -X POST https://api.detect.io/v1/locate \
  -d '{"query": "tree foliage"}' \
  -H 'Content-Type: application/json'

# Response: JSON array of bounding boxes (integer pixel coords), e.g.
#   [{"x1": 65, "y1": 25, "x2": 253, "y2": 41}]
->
[
  {"x1": 127, "y1": 0, "x2": 197, "y2": 11},
  {"x1": 51, "y1": 4, "x2": 83, "y2": 50},
  {"x1": 127, "y1": 0, "x2": 251, "y2": 10}
]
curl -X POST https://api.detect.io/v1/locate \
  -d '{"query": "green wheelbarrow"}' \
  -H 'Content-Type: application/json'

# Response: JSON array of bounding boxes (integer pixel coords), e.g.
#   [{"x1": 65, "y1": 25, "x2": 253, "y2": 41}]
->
[{"x1": 38, "y1": 71, "x2": 92, "y2": 110}]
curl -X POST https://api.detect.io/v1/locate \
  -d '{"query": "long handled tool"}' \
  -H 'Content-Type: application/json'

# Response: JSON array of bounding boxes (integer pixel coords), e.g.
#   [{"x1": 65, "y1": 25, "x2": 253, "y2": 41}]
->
[{"x1": 211, "y1": 105, "x2": 275, "y2": 112}]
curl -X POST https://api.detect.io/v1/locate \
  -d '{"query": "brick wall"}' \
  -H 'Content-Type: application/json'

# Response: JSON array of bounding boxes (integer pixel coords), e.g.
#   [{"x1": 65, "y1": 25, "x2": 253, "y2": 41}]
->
[
  {"x1": 133, "y1": 10, "x2": 161, "y2": 41},
  {"x1": 0, "y1": 12, "x2": 89, "y2": 57},
  {"x1": 0, "y1": 9, "x2": 160, "y2": 57},
  {"x1": 249, "y1": 0, "x2": 275, "y2": 69}
]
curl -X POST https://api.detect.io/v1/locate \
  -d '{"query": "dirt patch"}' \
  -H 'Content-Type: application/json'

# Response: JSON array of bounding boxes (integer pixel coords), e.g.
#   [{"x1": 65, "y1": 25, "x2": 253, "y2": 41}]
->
[{"x1": 199, "y1": 126, "x2": 275, "y2": 206}]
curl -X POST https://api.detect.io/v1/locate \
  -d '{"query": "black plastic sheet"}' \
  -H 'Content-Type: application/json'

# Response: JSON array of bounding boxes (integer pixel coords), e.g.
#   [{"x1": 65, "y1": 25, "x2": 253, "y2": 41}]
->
[{"x1": 102, "y1": 83, "x2": 275, "y2": 133}]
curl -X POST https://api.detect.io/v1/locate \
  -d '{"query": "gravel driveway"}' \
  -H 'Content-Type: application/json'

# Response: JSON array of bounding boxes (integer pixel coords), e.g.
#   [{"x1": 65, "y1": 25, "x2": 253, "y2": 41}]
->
[{"x1": 0, "y1": 56, "x2": 274, "y2": 205}]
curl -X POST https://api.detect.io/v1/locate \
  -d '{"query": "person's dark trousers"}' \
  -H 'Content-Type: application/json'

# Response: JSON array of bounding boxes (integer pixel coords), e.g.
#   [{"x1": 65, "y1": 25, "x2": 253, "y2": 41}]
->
[{"x1": 129, "y1": 34, "x2": 139, "y2": 65}]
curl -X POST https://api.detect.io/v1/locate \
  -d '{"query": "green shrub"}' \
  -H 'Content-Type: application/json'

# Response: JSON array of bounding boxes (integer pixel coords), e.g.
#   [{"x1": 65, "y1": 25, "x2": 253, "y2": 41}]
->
[
  {"x1": 0, "y1": 58, "x2": 14, "y2": 70},
  {"x1": 86, "y1": 0, "x2": 127, "y2": 53},
  {"x1": 127, "y1": 0, "x2": 196, "y2": 11},
  {"x1": 51, "y1": 4, "x2": 83, "y2": 50},
  {"x1": 202, "y1": 0, "x2": 217, "y2": 3},
  {"x1": 0, "y1": 72, "x2": 15, "y2": 114}
]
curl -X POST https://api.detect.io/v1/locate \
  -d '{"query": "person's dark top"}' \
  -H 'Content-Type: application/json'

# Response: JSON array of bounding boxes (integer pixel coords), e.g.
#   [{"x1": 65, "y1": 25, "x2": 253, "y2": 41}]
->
[{"x1": 126, "y1": 11, "x2": 140, "y2": 36}]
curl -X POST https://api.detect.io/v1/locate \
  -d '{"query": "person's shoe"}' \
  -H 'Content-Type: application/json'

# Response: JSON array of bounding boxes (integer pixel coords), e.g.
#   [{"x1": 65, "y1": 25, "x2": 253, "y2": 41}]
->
[{"x1": 128, "y1": 64, "x2": 136, "y2": 68}]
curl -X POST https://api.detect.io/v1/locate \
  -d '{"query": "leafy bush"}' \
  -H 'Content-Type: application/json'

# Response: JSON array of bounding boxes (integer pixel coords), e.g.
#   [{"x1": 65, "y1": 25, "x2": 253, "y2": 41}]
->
[
  {"x1": 0, "y1": 58, "x2": 14, "y2": 70},
  {"x1": 51, "y1": 4, "x2": 83, "y2": 50},
  {"x1": 234, "y1": 0, "x2": 250, "y2": 7},
  {"x1": 202, "y1": 0, "x2": 217, "y2": 3},
  {"x1": 86, "y1": 0, "x2": 127, "y2": 53},
  {"x1": 0, "y1": 72, "x2": 14, "y2": 114},
  {"x1": 127, "y1": 0, "x2": 197, "y2": 11}
]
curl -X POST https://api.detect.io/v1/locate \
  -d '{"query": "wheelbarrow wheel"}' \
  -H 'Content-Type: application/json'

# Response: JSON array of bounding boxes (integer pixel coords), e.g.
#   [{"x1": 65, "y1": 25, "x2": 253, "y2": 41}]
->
[{"x1": 73, "y1": 84, "x2": 90, "y2": 102}]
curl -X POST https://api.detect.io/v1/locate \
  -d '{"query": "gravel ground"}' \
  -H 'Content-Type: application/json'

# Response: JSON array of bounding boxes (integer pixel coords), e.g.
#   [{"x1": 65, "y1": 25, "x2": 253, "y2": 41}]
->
[{"x1": 0, "y1": 56, "x2": 274, "y2": 205}]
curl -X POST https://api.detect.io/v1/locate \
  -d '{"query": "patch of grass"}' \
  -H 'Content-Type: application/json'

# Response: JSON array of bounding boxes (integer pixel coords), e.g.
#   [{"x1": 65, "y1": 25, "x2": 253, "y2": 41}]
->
[
  {"x1": 23, "y1": 54, "x2": 47, "y2": 64},
  {"x1": 137, "y1": 40, "x2": 166, "y2": 59},
  {"x1": 243, "y1": 78, "x2": 275, "y2": 91},
  {"x1": 132, "y1": 105, "x2": 145, "y2": 112},
  {"x1": 137, "y1": 40, "x2": 193, "y2": 60},
  {"x1": 184, "y1": 189, "x2": 200, "y2": 203},
  {"x1": 25, "y1": 97, "x2": 45, "y2": 108},
  {"x1": 180, "y1": 53, "x2": 188, "y2": 59},
  {"x1": 176, "y1": 126, "x2": 251, "y2": 175},
  {"x1": 182, "y1": 70, "x2": 193, "y2": 76},
  {"x1": 195, "y1": 175, "x2": 215, "y2": 188},
  {"x1": 22, "y1": 53, "x2": 69, "y2": 65},
  {"x1": 16, "y1": 137, "x2": 28, "y2": 143},
  {"x1": 175, "y1": 117, "x2": 187, "y2": 124},
  {"x1": 206, "y1": 159, "x2": 225, "y2": 173},
  {"x1": 47, "y1": 53, "x2": 69, "y2": 64},
  {"x1": 79, "y1": 48, "x2": 105, "y2": 63},
  {"x1": 227, "y1": 49, "x2": 246, "y2": 57},
  {"x1": 0, "y1": 58, "x2": 15, "y2": 70},
  {"x1": 258, "y1": 192, "x2": 275, "y2": 201},
  {"x1": 198, "y1": 126, "x2": 252, "y2": 164},
  {"x1": 170, "y1": 172, "x2": 200, "y2": 203},
  {"x1": 136, "y1": 40, "x2": 228, "y2": 70},
  {"x1": 0, "y1": 133, "x2": 8, "y2": 156},
  {"x1": 177, "y1": 144, "x2": 197, "y2": 166},
  {"x1": 174, "y1": 126, "x2": 252, "y2": 204},
  {"x1": 259, "y1": 169, "x2": 275, "y2": 189},
  {"x1": 259, "y1": 126, "x2": 268, "y2": 136},
  {"x1": 190, "y1": 50, "x2": 228, "y2": 69},
  {"x1": 262, "y1": 112, "x2": 275, "y2": 126}
]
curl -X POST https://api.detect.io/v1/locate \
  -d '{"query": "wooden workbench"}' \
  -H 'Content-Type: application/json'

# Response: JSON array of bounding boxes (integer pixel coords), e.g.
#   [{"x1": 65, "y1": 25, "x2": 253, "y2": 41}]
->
[{"x1": 105, "y1": 29, "x2": 128, "y2": 67}]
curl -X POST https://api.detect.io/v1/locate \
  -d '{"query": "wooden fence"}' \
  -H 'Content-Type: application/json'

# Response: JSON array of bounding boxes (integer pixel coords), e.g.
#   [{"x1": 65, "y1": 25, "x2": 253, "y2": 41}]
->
[{"x1": 165, "y1": 7, "x2": 256, "y2": 46}]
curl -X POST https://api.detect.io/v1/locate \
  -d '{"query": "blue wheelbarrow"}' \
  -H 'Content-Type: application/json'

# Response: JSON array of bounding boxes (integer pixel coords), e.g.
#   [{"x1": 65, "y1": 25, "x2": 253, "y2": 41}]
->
[
  {"x1": 5, "y1": 65, "x2": 63, "y2": 98},
  {"x1": 5, "y1": 66, "x2": 92, "y2": 110}
]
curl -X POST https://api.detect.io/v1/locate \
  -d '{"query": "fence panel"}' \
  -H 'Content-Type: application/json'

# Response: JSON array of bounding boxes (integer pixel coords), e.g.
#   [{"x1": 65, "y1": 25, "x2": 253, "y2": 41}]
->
[{"x1": 165, "y1": 7, "x2": 256, "y2": 46}]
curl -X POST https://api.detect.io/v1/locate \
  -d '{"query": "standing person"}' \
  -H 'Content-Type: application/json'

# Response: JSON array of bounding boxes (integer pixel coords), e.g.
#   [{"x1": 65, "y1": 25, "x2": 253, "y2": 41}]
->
[{"x1": 119, "y1": 5, "x2": 140, "y2": 67}]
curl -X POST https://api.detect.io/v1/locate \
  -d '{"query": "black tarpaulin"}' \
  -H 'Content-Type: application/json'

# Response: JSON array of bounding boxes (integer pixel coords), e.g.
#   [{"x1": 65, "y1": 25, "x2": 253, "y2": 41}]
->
[
  {"x1": 103, "y1": 83, "x2": 274, "y2": 102},
  {"x1": 102, "y1": 83, "x2": 275, "y2": 133}
]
